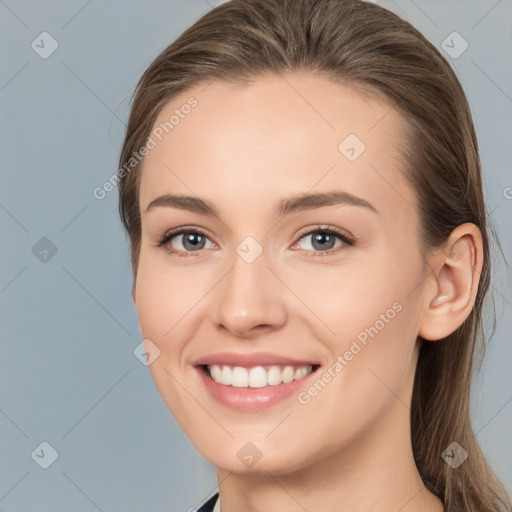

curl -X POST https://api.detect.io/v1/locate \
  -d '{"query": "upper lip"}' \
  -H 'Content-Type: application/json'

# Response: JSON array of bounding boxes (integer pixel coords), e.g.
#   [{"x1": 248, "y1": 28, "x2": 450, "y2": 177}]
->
[{"x1": 192, "y1": 352, "x2": 319, "y2": 368}]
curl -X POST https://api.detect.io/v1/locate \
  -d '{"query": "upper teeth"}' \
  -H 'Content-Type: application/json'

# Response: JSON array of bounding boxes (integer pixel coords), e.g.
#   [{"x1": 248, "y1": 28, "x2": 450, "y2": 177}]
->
[{"x1": 208, "y1": 364, "x2": 313, "y2": 388}]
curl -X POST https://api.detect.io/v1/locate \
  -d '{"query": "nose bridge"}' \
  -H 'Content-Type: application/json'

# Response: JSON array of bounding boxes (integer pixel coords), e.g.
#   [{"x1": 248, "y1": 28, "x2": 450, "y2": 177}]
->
[{"x1": 213, "y1": 237, "x2": 287, "y2": 335}]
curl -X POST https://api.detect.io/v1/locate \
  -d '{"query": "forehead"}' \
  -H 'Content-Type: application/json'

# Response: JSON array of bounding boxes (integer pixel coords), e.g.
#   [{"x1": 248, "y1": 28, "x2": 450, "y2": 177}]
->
[{"x1": 138, "y1": 72, "x2": 416, "y2": 221}]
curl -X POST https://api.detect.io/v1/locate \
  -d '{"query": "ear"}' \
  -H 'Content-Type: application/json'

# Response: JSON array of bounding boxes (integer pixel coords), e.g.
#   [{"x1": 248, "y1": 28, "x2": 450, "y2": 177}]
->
[{"x1": 418, "y1": 223, "x2": 483, "y2": 341}]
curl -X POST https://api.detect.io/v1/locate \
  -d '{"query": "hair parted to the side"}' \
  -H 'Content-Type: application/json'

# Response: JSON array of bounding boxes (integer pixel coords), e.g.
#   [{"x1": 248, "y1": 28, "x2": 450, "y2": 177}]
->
[{"x1": 117, "y1": 1, "x2": 511, "y2": 510}]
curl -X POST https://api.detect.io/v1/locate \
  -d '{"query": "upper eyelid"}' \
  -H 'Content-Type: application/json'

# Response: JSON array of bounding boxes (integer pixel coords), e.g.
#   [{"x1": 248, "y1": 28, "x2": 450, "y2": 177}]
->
[{"x1": 296, "y1": 224, "x2": 352, "y2": 239}]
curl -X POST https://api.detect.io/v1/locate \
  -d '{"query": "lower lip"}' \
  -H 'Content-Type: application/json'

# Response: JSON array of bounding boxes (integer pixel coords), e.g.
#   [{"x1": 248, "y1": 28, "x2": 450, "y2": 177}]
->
[{"x1": 195, "y1": 366, "x2": 318, "y2": 411}]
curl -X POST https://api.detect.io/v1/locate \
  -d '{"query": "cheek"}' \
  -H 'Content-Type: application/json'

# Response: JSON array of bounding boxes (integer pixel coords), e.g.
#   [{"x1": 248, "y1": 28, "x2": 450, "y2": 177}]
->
[
  {"x1": 133, "y1": 257, "x2": 204, "y2": 421},
  {"x1": 136, "y1": 246, "x2": 210, "y2": 312},
  {"x1": 292, "y1": 299, "x2": 417, "y2": 457},
  {"x1": 134, "y1": 254, "x2": 210, "y2": 360},
  {"x1": 286, "y1": 253, "x2": 420, "y2": 390},
  {"x1": 279, "y1": 253, "x2": 409, "y2": 341}
]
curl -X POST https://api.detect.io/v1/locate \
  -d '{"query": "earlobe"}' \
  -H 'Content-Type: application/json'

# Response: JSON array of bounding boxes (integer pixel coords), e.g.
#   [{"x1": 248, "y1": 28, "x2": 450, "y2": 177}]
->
[{"x1": 418, "y1": 223, "x2": 483, "y2": 341}]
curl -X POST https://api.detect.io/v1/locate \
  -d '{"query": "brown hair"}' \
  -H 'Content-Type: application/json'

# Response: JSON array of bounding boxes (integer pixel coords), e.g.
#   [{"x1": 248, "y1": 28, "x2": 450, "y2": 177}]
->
[{"x1": 117, "y1": 1, "x2": 511, "y2": 510}]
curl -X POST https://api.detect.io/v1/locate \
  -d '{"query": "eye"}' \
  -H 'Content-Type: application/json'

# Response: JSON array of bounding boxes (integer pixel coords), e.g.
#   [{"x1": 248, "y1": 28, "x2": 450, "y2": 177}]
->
[
  {"x1": 292, "y1": 225, "x2": 354, "y2": 256},
  {"x1": 156, "y1": 227, "x2": 216, "y2": 257},
  {"x1": 155, "y1": 224, "x2": 354, "y2": 258}
]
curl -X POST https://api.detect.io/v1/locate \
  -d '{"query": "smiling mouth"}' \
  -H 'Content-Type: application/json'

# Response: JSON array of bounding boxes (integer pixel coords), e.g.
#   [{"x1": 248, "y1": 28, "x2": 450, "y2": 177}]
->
[{"x1": 200, "y1": 364, "x2": 320, "y2": 388}]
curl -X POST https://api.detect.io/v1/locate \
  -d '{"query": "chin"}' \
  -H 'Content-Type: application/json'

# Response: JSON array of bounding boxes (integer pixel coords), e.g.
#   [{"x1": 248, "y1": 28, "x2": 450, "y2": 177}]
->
[{"x1": 197, "y1": 440, "x2": 317, "y2": 477}]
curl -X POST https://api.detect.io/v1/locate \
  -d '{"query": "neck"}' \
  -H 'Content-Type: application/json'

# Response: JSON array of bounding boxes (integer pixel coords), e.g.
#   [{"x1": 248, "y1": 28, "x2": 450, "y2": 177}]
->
[{"x1": 215, "y1": 385, "x2": 444, "y2": 512}]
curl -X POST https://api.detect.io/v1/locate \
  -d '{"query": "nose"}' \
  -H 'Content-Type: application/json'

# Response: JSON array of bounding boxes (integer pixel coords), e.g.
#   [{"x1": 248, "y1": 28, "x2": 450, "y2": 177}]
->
[{"x1": 212, "y1": 245, "x2": 287, "y2": 338}]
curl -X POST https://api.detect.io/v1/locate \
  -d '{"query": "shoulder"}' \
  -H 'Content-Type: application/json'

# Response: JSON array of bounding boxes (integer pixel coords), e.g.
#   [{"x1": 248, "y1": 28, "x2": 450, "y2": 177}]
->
[{"x1": 197, "y1": 492, "x2": 219, "y2": 512}]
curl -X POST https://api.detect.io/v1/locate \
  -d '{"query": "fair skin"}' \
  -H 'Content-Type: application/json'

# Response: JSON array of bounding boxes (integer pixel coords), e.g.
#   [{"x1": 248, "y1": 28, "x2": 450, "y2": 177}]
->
[{"x1": 133, "y1": 73, "x2": 482, "y2": 512}]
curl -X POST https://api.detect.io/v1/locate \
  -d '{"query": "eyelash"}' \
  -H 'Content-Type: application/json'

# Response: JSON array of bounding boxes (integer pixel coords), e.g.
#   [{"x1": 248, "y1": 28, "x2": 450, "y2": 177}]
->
[{"x1": 155, "y1": 225, "x2": 355, "y2": 259}]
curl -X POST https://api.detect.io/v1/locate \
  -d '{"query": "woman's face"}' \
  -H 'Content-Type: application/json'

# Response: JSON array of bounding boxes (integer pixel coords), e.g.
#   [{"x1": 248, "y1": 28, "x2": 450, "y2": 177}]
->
[{"x1": 134, "y1": 73, "x2": 430, "y2": 474}]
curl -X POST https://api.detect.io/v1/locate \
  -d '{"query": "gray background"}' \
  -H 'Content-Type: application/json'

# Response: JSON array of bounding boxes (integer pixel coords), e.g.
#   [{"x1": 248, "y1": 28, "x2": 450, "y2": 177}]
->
[{"x1": 1, "y1": 1, "x2": 511, "y2": 510}]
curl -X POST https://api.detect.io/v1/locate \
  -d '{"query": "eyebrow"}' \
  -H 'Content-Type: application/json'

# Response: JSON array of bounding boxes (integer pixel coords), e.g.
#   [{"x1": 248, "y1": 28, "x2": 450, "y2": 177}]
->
[{"x1": 144, "y1": 190, "x2": 378, "y2": 217}]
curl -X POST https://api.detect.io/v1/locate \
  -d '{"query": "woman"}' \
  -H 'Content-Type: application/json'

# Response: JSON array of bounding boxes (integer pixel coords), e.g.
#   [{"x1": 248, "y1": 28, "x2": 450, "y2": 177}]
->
[{"x1": 117, "y1": 0, "x2": 511, "y2": 510}]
